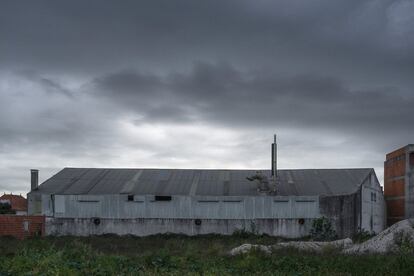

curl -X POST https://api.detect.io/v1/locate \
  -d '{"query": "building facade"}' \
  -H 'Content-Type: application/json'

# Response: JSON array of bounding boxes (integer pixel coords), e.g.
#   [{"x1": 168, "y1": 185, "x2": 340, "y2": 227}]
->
[
  {"x1": 28, "y1": 167, "x2": 385, "y2": 238},
  {"x1": 384, "y1": 144, "x2": 414, "y2": 226}
]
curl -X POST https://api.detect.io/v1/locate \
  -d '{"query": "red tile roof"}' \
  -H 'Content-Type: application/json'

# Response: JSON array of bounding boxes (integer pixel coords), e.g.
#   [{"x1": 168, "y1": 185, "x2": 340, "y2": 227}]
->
[{"x1": 0, "y1": 194, "x2": 27, "y2": 211}]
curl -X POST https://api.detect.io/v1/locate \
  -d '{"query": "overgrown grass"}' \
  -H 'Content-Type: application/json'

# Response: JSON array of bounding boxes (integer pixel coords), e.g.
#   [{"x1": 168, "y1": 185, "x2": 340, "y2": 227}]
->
[{"x1": 1, "y1": 234, "x2": 414, "y2": 275}]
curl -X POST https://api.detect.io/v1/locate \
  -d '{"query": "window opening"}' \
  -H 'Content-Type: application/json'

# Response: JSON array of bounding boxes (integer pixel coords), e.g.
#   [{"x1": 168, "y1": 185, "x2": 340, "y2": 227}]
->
[{"x1": 155, "y1": 195, "x2": 172, "y2": 201}]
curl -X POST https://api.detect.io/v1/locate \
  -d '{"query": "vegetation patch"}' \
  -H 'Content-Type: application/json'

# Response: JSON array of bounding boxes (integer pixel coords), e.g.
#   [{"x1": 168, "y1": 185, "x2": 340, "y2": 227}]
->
[
  {"x1": 352, "y1": 229, "x2": 376, "y2": 244},
  {"x1": 309, "y1": 217, "x2": 337, "y2": 241},
  {"x1": 1, "y1": 235, "x2": 414, "y2": 275}
]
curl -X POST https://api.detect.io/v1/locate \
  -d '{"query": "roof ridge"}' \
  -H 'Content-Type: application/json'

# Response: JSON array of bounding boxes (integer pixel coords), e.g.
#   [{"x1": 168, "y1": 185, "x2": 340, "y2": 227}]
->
[{"x1": 61, "y1": 167, "x2": 373, "y2": 171}]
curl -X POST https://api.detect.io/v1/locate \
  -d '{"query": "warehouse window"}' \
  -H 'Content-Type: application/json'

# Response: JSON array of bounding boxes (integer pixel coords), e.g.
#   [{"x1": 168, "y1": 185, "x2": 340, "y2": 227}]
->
[
  {"x1": 371, "y1": 192, "x2": 376, "y2": 202},
  {"x1": 155, "y1": 195, "x2": 172, "y2": 201},
  {"x1": 127, "y1": 195, "x2": 134, "y2": 201}
]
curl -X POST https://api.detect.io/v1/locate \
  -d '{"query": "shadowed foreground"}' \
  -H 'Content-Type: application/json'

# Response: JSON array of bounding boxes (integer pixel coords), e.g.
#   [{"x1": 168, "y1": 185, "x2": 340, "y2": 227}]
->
[{"x1": 1, "y1": 234, "x2": 414, "y2": 275}]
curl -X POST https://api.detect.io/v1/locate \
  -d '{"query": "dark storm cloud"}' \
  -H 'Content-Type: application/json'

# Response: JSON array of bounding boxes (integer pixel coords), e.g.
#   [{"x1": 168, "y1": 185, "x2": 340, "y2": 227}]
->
[
  {"x1": 1, "y1": 0, "x2": 414, "y2": 82},
  {"x1": 91, "y1": 62, "x2": 414, "y2": 143},
  {"x1": 1, "y1": 0, "x2": 414, "y2": 193}
]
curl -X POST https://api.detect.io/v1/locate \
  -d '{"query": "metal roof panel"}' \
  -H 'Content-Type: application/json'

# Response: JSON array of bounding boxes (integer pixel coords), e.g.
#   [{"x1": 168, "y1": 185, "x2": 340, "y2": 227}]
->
[{"x1": 35, "y1": 167, "x2": 373, "y2": 196}]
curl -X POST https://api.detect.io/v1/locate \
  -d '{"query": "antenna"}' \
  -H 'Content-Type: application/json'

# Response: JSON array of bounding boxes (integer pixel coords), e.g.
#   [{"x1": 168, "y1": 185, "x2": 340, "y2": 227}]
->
[{"x1": 271, "y1": 134, "x2": 278, "y2": 193}]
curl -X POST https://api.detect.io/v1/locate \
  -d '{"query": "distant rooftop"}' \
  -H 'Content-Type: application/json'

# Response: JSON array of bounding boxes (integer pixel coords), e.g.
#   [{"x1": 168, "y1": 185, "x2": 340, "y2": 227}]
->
[
  {"x1": 0, "y1": 194, "x2": 27, "y2": 211},
  {"x1": 32, "y1": 167, "x2": 374, "y2": 197},
  {"x1": 386, "y1": 144, "x2": 414, "y2": 159}
]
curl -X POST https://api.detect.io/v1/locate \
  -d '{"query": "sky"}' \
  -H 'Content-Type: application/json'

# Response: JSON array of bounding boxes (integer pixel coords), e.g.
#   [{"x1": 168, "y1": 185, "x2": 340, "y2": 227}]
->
[{"x1": 1, "y1": 0, "x2": 413, "y2": 195}]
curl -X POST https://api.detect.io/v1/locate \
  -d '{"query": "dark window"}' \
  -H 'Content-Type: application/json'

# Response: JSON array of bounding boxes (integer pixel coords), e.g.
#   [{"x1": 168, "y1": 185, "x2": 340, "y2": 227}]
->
[
  {"x1": 155, "y1": 195, "x2": 172, "y2": 201},
  {"x1": 410, "y1": 152, "x2": 414, "y2": 167},
  {"x1": 127, "y1": 195, "x2": 134, "y2": 201}
]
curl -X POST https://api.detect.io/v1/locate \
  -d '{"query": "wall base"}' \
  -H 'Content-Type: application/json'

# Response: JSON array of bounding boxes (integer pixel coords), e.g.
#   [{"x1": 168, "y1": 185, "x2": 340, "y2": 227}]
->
[{"x1": 46, "y1": 217, "x2": 312, "y2": 238}]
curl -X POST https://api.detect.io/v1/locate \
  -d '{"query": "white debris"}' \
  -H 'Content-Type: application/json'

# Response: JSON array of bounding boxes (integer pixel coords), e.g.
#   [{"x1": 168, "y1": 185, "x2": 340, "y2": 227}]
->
[
  {"x1": 229, "y1": 239, "x2": 352, "y2": 255},
  {"x1": 230, "y1": 220, "x2": 414, "y2": 256},
  {"x1": 344, "y1": 219, "x2": 414, "y2": 254},
  {"x1": 229, "y1": 244, "x2": 272, "y2": 256},
  {"x1": 274, "y1": 238, "x2": 353, "y2": 252}
]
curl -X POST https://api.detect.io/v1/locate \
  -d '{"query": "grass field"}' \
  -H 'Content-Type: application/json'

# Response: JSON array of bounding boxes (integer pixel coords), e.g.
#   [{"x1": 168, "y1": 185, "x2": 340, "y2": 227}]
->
[{"x1": 1, "y1": 234, "x2": 414, "y2": 275}]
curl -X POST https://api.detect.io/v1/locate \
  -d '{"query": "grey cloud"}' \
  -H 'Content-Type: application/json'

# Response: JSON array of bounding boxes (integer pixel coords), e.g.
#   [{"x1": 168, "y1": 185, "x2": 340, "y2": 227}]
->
[
  {"x1": 91, "y1": 62, "x2": 414, "y2": 139},
  {"x1": 94, "y1": 70, "x2": 163, "y2": 95},
  {"x1": 0, "y1": 0, "x2": 413, "y2": 193},
  {"x1": 17, "y1": 70, "x2": 74, "y2": 98},
  {"x1": 1, "y1": 0, "x2": 413, "y2": 84}
]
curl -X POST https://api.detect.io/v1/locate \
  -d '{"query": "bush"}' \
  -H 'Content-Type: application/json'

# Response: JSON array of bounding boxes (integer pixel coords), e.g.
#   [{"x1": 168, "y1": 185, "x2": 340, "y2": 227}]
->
[
  {"x1": 309, "y1": 217, "x2": 337, "y2": 241},
  {"x1": 393, "y1": 230, "x2": 414, "y2": 254},
  {"x1": 352, "y1": 229, "x2": 375, "y2": 243}
]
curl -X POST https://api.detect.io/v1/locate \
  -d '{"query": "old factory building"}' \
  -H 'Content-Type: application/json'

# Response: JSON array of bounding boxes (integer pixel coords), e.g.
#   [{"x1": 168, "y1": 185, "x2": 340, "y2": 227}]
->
[
  {"x1": 27, "y1": 138, "x2": 385, "y2": 238},
  {"x1": 384, "y1": 144, "x2": 414, "y2": 226}
]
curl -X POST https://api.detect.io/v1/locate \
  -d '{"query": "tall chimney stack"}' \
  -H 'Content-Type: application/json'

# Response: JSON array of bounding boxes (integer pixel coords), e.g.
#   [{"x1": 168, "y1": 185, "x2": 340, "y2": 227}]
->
[
  {"x1": 271, "y1": 134, "x2": 277, "y2": 180},
  {"x1": 31, "y1": 169, "x2": 39, "y2": 191}
]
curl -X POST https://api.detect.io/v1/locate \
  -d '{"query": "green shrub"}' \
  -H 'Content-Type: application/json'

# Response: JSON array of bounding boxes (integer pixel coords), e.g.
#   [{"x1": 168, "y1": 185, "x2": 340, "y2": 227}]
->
[
  {"x1": 309, "y1": 217, "x2": 337, "y2": 241},
  {"x1": 393, "y1": 230, "x2": 414, "y2": 254},
  {"x1": 352, "y1": 229, "x2": 375, "y2": 243}
]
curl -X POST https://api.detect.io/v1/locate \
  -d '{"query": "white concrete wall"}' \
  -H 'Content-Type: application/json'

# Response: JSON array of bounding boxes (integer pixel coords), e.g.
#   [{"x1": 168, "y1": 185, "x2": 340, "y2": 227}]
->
[
  {"x1": 27, "y1": 193, "x2": 53, "y2": 216},
  {"x1": 15, "y1": 210, "x2": 28, "y2": 215},
  {"x1": 52, "y1": 194, "x2": 320, "y2": 220},
  {"x1": 361, "y1": 172, "x2": 385, "y2": 233},
  {"x1": 45, "y1": 217, "x2": 314, "y2": 238}
]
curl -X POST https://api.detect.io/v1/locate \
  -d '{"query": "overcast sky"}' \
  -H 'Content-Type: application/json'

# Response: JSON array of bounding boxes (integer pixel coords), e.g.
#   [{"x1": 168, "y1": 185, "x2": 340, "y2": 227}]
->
[{"x1": 1, "y1": 0, "x2": 413, "y2": 195}]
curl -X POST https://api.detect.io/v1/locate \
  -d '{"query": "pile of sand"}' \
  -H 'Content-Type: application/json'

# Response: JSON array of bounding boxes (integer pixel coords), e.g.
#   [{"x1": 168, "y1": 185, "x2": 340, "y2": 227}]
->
[
  {"x1": 229, "y1": 238, "x2": 352, "y2": 255},
  {"x1": 344, "y1": 219, "x2": 414, "y2": 254}
]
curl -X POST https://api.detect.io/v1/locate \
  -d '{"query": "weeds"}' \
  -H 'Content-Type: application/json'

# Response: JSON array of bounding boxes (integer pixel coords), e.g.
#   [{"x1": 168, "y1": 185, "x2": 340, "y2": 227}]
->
[
  {"x1": 393, "y1": 230, "x2": 414, "y2": 254},
  {"x1": 352, "y1": 229, "x2": 375, "y2": 243},
  {"x1": 1, "y1": 235, "x2": 414, "y2": 275},
  {"x1": 309, "y1": 217, "x2": 337, "y2": 241}
]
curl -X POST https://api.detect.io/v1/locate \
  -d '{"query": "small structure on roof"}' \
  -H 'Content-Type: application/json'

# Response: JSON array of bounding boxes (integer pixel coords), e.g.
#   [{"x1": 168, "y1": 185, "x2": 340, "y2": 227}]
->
[{"x1": 27, "y1": 136, "x2": 385, "y2": 238}]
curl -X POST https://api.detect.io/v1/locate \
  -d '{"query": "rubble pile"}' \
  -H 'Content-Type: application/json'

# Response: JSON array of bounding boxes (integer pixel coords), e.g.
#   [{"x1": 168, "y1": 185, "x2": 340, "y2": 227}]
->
[{"x1": 229, "y1": 219, "x2": 414, "y2": 255}]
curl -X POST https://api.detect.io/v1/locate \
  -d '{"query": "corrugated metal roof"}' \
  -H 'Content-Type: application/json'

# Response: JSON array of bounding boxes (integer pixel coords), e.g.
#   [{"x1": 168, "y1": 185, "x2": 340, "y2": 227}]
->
[{"x1": 34, "y1": 167, "x2": 373, "y2": 196}]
